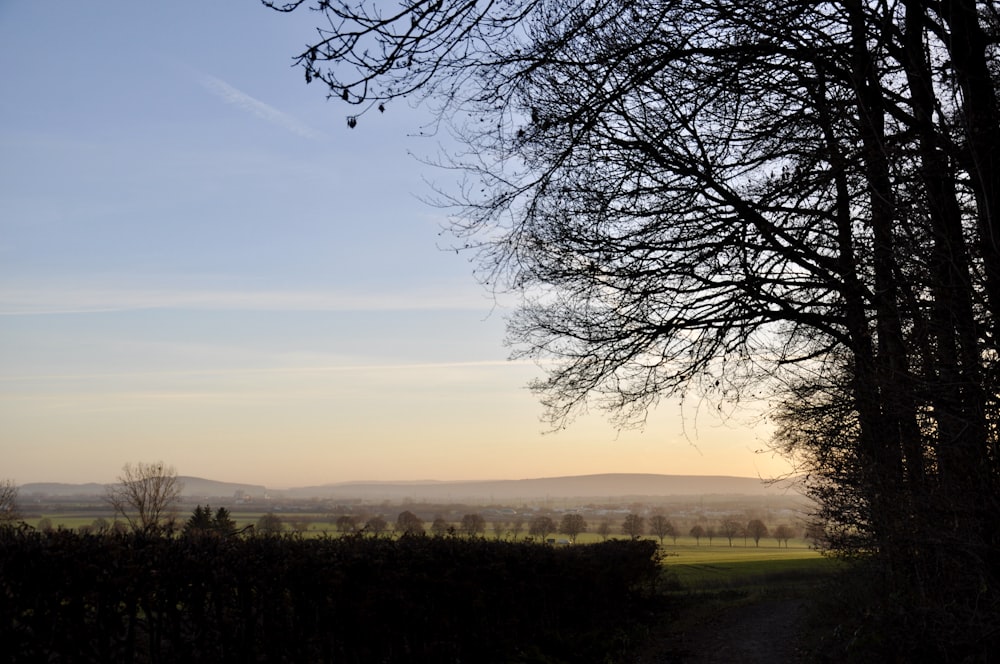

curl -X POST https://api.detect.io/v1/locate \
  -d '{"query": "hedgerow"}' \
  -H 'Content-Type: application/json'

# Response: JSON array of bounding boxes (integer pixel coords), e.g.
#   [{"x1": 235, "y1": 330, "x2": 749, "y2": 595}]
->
[{"x1": 0, "y1": 527, "x2": 661, "y2": 662}]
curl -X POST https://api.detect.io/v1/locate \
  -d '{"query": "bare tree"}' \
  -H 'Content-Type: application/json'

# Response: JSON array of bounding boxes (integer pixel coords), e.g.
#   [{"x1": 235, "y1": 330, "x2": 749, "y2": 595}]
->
[
  {"x1": 459, "y1": 513, "x2": 486, "y2": 537},
  {"x1": 364, "y1": 515, "x2": 388, "y2": 537},
  {"x1": 746, "y1": 519, "x2": 769, "y2": 547},
  {"x1": 0, "y1": 479, "x2": 19, "y2": 524},
  {"x1": 490, "y1": 519, "x2": 508, "y2": 540},
  {"x1": 105, "y1": 462, "x2": 182, "y2": 533},
  {"x1": 336, "y1": 515, "x2": 359, "y2": 535},
  {"x1": 622, "y1": 514, "x2": 645, "y2": 541},
  {"x1": 509, "y1": 515, "x2": 525, "y2": 541},
  {"x1": 286, "y1": 516, "x2": 310, "y2": 534},
  {"x1": 558, "y1": 513, "x2": 587, "y2": 543},
  {"x1": 773, "y1": 524, "x2": 797, "y2": 548},
  {"x1": 719, "y1": 518, "x2": 743, "y2": 548},
  {"x1": 431, "y1": 516, "x2": 451, "y2": 537},
  {"x1": 689, "y1": 524, "x2": 705, "y2": 546},
  {"x1": 267, "y1": 1, "x2": 1000, "y2": 655},
  {"x1": 256, "y1": 512, "x2": 284, "y2": 535},
  {"x1": 597, "y1": 519, "x2": 613, "y2": 542},
  {"x1": 396, "y1": 510, "x2": 425, "y2": 536},
  {"x1": 528, "y1": 515, "x2": 555, "y2": 541},
  {"x1": 649, "y1": 515, "x2": 675, "y2": 545}
]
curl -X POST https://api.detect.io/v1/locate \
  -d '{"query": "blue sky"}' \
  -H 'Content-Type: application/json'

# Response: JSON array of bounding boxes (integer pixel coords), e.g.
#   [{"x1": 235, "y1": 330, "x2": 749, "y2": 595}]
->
[{"x1": 0, "y1": 1, "x2": 791, "y2": 487}]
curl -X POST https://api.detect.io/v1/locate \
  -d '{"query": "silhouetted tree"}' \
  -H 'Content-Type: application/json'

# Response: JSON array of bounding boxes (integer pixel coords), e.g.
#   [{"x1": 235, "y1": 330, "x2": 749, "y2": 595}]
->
[
  {"x1": 181, "y1": 506, "x2": 234, "y2": 536},
  {"x1": 773, "y1": 524, "x2": 797, "y2": 548},
  {"x1": 396, "y1": 510, "x2": 425, "y2": 536},
  {"x1": 558, "y1": 513, "x2": 587, "y2": 543},
  {"x1": 365, "y1": 515, "x2": 388, "y2": 537},
  {"x1": 528, "y1": 515, "x2": 555, "y2": 541},
  {"x1": 431, "y1": 516, "x2": 451, "y2": 537},
  {"x1": 214, "y1": 507, "x2": 237, "y2": 536},
  {"x1": 746, "y1": 519, "x2": 769, "y2": 547},
  {"x1": 649, "y1": 515, "x2": 675, "y2": 545},
  {"x1": 690, "y1": 524, "x2": 705, "y2": 546},
  {"x1": 336, "y1": 515, "x2": 359, "y2": 535},
  {"x1": 184, "y1": 505, "x2": 215, "y2": 536},
  {"x1": 0, "y1": 480, "x2": 20, "y2": 525},
  {"x1": 286, "y1": 516, "x2": 310, "y2": 534},
  {"x1": 269, "y1": 1, "x2": 1000, "y2": 655},
  {"x1": 597, "y1": 519, "x2": 613, "y2": 542},
  {"x1": 510, "y1": 516, "x2": 525, "y2": 541},
  {"x1": 256, "y1": 512, "x2": 284, "y2": 535},
  {"x1": 720, "y1": 518, "x2": 743, "y2": 548},
  {"x1": 105, "y1": 461, "x2": 182, "y2": 533},
  {"x1": 622, "y1": 514, "x2": 645, "y2": 540},
  {"x1": 459, "y1": 513, "x2": 486, "y2": 537}
]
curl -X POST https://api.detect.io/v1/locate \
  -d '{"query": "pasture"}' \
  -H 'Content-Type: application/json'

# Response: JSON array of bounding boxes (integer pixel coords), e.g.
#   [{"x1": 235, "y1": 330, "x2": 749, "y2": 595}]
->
[
  {"x1": 28, "y1": 511, "x2": 833, "y2": 593},
  {"x1": 660, "y1": 543, "x2": 833, "y2": 588}
]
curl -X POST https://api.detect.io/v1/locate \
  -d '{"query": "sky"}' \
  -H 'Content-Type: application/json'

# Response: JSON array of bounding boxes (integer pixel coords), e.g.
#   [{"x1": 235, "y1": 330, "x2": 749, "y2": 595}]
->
[{"x1": 0, "y1": 1, "x2": 793, "y2": 488}]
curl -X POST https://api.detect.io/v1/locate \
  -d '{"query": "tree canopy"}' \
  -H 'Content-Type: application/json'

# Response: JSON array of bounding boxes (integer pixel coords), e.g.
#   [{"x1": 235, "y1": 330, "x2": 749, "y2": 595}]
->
[
  {"x1": 104, "y1": 461, "x2": 182, "y2": 533},
  {"x1": 0, "y1": 480, "x2": 19, "y2": 525},
  {"x1": 268, "y1": 0, "x2": 1000, "y2": 656}
]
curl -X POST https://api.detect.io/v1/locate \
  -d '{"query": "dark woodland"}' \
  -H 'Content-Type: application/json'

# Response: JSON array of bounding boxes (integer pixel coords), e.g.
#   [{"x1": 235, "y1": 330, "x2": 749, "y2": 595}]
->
[{"x1": 262, "y1": 0, "x2": 1000, "y2": 658}]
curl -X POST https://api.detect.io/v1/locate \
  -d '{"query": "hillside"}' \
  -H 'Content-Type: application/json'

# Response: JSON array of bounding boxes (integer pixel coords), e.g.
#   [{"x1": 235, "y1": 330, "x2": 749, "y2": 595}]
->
[
  {"x1": 281, "y1": 473, "x2": 800, "y2": 501},
  {"x1": 20, "y1": 477, "x2": 268, "y2": 499},
  {"x1": 18, "y1": 473, "x2": 800, "y2": 502}
]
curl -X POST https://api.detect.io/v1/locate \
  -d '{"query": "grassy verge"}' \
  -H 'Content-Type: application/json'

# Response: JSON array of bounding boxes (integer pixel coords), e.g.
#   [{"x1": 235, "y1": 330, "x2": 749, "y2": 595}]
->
[{"x1": 661, "y1": 544, "x2": 839, "y2": 595}]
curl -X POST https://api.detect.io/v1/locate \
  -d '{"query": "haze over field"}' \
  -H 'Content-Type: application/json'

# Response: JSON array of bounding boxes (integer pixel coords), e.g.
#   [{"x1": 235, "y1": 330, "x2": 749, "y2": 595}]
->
[
  {"x1": 0, "y1": 2, "x2": 792, "y2": 488},
  {"x1": 20, "y1": 473, "x2": 798, "y2": 502}
]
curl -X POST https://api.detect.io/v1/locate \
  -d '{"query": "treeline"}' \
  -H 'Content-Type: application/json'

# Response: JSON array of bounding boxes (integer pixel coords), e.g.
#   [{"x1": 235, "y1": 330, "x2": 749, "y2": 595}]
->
[
  {"x1": 0, "y1": 526, "x2": 662, "y2": 663},
  {"x1": 299, "y1": 510, "x2": 802, "y2": 548}
]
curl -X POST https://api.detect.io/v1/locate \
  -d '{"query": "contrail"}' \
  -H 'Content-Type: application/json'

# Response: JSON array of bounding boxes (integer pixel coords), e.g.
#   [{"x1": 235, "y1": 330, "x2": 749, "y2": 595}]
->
[{"x1": 199, "y1": 74, "x2": 325, "y2": 140}]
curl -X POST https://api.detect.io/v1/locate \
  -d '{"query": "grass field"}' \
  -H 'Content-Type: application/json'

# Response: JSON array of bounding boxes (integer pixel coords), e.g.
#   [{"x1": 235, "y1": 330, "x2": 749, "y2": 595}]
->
[
  {"x1": 660, "y1": 543, "x2": 838, "y2": 591},
  {"x1": 26, "y1": 513, "x2": 836, "y2": 594}
]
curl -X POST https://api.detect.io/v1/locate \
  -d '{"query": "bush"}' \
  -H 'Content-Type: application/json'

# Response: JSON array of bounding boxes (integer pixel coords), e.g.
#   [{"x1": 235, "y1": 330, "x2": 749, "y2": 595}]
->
[{"x1": 0, "y1": 528, "x2": 661, "y2": 662}]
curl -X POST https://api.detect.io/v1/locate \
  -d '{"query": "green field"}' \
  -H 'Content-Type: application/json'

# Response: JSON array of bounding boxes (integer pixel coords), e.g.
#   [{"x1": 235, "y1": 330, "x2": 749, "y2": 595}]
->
[
  {"x1": 648, "y1": 542, "x2": 839, "y2": 595},
  {"x1": 24, "y1": 511, "x2": 836, "y2": 590},
  {"x1": 26, "y1": 513, "x2": 836, "y2": 593}
]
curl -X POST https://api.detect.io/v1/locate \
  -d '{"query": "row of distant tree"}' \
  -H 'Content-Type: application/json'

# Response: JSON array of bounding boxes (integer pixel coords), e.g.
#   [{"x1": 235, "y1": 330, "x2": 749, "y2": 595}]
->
[
  {"x1": 304, "y1": 510, "x2": 800, "y2": 547},
  {"x1": 5, "y1": 468, "x2": 800, "y2": 547}
]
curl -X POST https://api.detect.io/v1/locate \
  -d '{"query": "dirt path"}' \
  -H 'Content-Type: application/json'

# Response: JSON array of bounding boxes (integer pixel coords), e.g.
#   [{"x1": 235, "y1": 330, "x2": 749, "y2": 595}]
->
[
  {"x1": 676, "y1": 598, "x2": 809, "y2": 663},
  {"x1": 633, "y1": 597, "x2": 811, "y2": 663}
]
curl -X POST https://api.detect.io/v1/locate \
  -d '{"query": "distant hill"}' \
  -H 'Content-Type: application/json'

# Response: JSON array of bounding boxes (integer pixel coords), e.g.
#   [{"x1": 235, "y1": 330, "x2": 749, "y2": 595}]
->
[
  {"x1": 281, "y1": 473, "x2": 799, "y2": 501},
  {"x1": 18, "y1": 473, "x2": 799, "y2": 503},
  {"x1": 20, "y1": 477, "x2": 267, "y2": 500},
  {"x1": 175, "y1": 477, "x2": 268, "y2": 499},
  {"x1": 19, "y1": 482, "x2": 108, "y2": 498}
]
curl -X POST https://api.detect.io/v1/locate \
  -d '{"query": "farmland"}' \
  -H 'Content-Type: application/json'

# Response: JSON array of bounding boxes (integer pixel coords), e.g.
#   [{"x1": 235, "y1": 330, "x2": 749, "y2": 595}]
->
[
  {"x1": 8, "y1": 490, "x2": 839, "y2": 661},
  {"x1": 23, "y1": 503, "x2": 833, "y2": 590}
]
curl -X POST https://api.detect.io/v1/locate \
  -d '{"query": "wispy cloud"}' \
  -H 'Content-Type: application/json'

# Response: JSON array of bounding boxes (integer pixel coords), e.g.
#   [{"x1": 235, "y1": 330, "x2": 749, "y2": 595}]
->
[
  {"x1": 198, "y1": 74, "x2": 325, "y2": 140},
  {"x1": 0, "y1": 281, "x2": 498, "y2": 316},
  {"x1": 0, "y1": 359, "x2": 531, "y2": 384}
]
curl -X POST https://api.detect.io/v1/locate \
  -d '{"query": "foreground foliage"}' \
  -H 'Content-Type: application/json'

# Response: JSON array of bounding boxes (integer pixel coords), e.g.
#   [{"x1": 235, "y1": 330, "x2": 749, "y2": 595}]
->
[
  {"x1": 0, "y1": 527, "x2": 661, "y2": 663},
  {"x1": 264, "y1": 0, "x2": 1000, "y2": 656}
]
